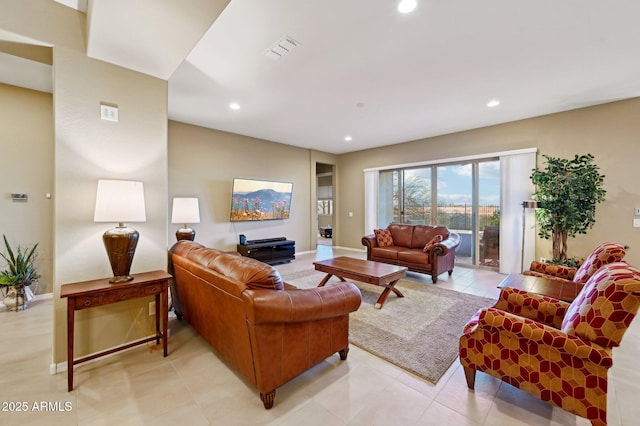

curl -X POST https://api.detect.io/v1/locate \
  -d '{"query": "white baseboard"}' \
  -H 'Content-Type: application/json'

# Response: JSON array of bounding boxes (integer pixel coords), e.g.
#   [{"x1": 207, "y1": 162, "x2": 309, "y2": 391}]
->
[{"x1": 51, "y1": 361, "x2": 67, "y2": 374}]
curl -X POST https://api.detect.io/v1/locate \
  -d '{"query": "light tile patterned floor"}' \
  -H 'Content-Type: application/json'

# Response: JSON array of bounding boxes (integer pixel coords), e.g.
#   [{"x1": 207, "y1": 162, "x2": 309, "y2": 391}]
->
[{"x1": 2, "y1": 246, "x2": 639, "y2": 425}]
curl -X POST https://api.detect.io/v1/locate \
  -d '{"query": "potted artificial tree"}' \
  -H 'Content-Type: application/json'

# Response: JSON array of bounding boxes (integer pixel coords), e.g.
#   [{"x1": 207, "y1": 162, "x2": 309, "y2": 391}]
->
[
  {"x1": 0, "y1": 235, "x2": 40, "y2": 311},
  {"x1": 530, "y1": 154, "x2": 606, "y2": 265}
]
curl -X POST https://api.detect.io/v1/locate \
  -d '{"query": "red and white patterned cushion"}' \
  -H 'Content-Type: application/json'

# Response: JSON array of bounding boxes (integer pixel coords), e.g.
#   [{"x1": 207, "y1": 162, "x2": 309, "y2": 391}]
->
[
  {"x1": 572, "y1": 242, "x2": 626, "y2": 284},
  {"x1": 423, "y1": 234, "x2": 444, "y2": 253},
  {"x1": 373, "y1": 228, "x2": 394, "y2": 247},
  {"x1": 561, "y1": 261, "x2": 640, "y2": 348}
]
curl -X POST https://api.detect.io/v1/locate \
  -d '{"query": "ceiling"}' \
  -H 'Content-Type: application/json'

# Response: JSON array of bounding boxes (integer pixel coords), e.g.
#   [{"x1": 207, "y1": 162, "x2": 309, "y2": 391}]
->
[{"x1": 5, "y1": 0, "x2": 640, "y2": 154}]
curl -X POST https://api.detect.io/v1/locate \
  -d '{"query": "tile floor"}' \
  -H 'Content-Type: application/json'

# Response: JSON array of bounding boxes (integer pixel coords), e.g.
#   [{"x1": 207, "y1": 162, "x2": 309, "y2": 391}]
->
[{"x1": 2, "y1": 246, "x2": 639, "y2": 425}]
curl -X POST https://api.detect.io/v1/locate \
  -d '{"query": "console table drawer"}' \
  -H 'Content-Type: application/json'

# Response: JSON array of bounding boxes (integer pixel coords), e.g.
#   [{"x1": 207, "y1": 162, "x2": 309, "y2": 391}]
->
[
  {"x1": 74, "y1": 288, "x2": 144, "y2": 309},
  {"x1": 144, "y1": 284, "x2": 162, "y2": 295},
  {"x1": 74, "y1": 296, "x2": 101, "y2": 309},
  {"x1": 102, "y1": 287, "x2": 144, "y2": 304}
]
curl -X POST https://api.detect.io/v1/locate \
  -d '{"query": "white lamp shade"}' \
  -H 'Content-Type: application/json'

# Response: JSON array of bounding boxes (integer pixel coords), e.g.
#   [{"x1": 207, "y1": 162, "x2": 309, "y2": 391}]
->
[
  {"x1": 94, "y1": 180, "x2": 147, "y2": 222},
  {"x1": 171, "y1": 197, "x2": 200, "y2": 224}
]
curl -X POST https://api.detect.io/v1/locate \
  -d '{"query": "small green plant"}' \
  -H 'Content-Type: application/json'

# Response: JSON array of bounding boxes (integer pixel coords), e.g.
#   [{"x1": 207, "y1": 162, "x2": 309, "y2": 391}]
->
[{"x1": 0, "y1": 235, "x2": 40, "y2": 286}]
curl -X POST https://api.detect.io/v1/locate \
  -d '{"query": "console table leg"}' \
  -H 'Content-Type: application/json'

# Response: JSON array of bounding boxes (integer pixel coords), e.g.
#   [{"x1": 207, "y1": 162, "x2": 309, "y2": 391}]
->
[
  {"x1": 67, "y1": 298, "x2": 74, "y2": 391},
  {"x1": 155, "y1": 293, "x2": 161, "y2": 345},
  {"x1": 162, "y1": 285, "x2": 168, "y2": 357}
]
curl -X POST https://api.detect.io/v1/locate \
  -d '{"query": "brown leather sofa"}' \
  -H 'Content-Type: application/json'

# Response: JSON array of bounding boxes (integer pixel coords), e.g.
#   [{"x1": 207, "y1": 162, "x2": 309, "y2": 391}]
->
[
  {"x1": 361, "y1": 224, "x2": 461, "y2": 283},
  {"x1": 168, "y1": 241, "x2": 361, "y2": 409}
]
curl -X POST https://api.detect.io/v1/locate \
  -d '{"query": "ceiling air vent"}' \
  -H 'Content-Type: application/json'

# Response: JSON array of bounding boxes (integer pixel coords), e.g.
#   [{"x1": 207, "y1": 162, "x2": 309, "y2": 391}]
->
[{"x1": 264, "y1": 36, "x2": 301, "y2": 61}]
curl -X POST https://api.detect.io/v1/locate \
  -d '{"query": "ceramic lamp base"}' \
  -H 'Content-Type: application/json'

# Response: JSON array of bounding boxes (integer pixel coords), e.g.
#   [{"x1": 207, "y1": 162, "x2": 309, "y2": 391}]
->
[
  {"x1": 176, "y1": 227, "x2": 195, "y2": 241},
  {"x1": 103, "y1": 225, "x2": 139, "y2": 283}
]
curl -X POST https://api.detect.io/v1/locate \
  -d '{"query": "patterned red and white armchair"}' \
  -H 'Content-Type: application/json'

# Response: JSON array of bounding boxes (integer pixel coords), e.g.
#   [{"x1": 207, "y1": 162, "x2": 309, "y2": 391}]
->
[
  {"x1": 523, "y1": 241, "x2": 626, "y2": 284},
  {"x1": 459, "y1": 261, "x2": 640, "y2": 425}
]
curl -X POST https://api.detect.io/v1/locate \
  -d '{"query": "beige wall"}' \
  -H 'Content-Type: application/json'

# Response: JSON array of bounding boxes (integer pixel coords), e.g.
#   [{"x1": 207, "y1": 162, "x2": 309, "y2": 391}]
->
[
  {"x1": 0, "y1": 84, "x2": 53, "y2": 294},
  {"x1": 336, "y1": 98, "x2": 640, "y2": 266},
  {"x1": 168, "y1": 121, "x2": 317, "y2": 251},
  {"x1": 2, "y1": 1, "x2": 170, "y2": 364}
]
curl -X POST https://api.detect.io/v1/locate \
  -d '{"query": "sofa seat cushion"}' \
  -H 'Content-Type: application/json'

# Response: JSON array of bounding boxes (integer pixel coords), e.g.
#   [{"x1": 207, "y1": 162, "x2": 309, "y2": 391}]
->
[
  {"x1": 398, "y1": 249, "x2": 430, "y2": 266},
  {"x1": 371, "y1": 246, "x2": 402, "y2": 260}
]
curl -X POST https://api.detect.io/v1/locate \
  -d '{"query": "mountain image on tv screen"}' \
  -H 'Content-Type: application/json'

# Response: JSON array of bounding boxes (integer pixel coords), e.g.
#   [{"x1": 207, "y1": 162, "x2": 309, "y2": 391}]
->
[{"x1": 230, "y1": 178, "x2": 293, "y2": 222}]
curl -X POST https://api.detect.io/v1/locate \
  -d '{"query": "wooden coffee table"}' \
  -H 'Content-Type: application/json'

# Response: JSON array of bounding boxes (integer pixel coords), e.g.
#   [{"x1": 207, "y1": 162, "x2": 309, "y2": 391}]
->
[
  {"x1": 498, "y1": 274, "x2": 584, "y2": 302},
  {"x1": 313, "y1": 256, "x2": 407, "y2": 309}
]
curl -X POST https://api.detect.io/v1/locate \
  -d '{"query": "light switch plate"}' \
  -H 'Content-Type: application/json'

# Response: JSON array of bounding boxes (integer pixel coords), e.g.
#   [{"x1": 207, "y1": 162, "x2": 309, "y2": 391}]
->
[
  {"x1": 635, "y1": 208, "x2": 640, "y2": 216},
  {"x1": 634, "y1": 218, "x2": 640, "y2": 228},
  {"x1": 100, "y1": 104, "x2": 119, "y2": 122}
]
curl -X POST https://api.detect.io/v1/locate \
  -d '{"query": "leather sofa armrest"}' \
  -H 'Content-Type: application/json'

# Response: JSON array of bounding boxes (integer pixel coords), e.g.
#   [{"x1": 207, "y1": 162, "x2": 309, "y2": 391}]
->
[
  {"x1": 361, "y1": 235, "x2": 377, "y2": 260},
  {"x1": 243, "y1": 282, "x2": 362, "y2": 325},
  {"x1": 434, "y1": 232, "x2": 460, "y2": 255},
  {"x1": 361, "y1": 235, "x2": 377, "y2": 249}
]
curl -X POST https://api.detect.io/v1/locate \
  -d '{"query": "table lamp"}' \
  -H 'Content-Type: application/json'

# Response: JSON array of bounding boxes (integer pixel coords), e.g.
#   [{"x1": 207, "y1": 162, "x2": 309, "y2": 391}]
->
[
  {"x1": 94, "y1": 180, "x2": 146, "y2": 283},
  {"x1": 171, "y1": 197, "x2": 200, "y2": 241}
]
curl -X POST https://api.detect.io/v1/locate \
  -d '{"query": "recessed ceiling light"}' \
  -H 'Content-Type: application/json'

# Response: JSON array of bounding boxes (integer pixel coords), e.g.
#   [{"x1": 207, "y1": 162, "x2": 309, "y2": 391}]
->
[
  {"x1": 398, "y1": 0, "x2": 417, "y2": 14},
  {"x1": 487, "y1": 99, "x2": 500, "y2": 108},
  {"x1": 229, "y1": 102, "x2": 240, "y2": 110},
  {"x1": 344, "y1": 136, "x2": 353, "y2": 142}
]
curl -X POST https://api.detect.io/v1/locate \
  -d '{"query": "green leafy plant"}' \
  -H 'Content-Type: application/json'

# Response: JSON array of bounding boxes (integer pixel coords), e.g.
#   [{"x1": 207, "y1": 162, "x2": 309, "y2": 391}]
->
[
  {"x1": 530, "y1": 154, "x2": 606, "y2": 264},
  {"x1": 0, "y1": 235, "x2": 40, "y2": 286}
]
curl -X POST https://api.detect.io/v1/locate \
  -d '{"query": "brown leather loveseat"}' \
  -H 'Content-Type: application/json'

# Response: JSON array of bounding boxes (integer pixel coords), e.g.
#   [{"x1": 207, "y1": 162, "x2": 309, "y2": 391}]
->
[
  {"x1": 361, "y1": 224, "x2": 461, "y2": 283},
  {"x1": 168, "y1": 241, "x2": 361, "y2": 409}
]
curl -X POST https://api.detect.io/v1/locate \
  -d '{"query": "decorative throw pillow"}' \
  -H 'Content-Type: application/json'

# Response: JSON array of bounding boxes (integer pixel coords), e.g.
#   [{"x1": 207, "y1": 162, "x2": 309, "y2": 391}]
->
[
  {"x1": 423, "y1": 234, "x2": 444, "y2": 253},
  {"x1": 374, "y1": 229, "x2": 394, "y2": 247}
]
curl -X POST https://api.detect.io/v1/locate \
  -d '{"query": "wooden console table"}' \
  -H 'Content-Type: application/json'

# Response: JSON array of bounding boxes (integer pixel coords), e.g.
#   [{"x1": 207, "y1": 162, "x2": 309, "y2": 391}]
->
[{"x1": 60, "y1": 270, "x2": 171, "y2": 391}]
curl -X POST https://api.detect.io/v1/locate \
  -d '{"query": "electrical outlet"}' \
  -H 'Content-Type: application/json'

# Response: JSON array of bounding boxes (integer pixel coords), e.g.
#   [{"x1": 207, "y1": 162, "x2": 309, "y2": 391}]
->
[
  {"x1": 540, "y1": 257, "x2": 547, "y2": 263},
  {"x1": 634, "y1": 218, "x2": 640, "y2": 228},
  {"x1": 148, "y1": 301, "x2": 155, "y2": 316}
]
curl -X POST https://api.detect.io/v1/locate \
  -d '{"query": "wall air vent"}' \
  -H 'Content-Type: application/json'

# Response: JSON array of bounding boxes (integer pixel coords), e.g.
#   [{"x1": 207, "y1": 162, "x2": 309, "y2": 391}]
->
[{"x1": 264, "y1": 36, "x2": 301, "y2": 61}]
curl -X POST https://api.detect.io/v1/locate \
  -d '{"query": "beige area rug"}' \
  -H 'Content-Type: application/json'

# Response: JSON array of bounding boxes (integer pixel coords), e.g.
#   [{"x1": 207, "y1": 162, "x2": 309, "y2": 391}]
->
[{"x1": 282, "y1": 269, "x2": 496, "y2": 384}]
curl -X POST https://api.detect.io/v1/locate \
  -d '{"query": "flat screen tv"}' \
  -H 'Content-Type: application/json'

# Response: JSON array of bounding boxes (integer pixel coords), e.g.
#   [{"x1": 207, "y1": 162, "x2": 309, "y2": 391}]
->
[{"x1": 230, "y1": 178, "x2": 293, "y2": 222}]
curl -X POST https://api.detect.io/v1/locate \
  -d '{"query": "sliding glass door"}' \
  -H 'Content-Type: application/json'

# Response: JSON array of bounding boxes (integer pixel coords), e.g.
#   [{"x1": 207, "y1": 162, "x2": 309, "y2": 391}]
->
[
  {"x1": 436, "y1": 163, "x2": 473, "y2": 263},
  {"x1": 377, "y1": 159, "x2": 500, "y2": 268}
]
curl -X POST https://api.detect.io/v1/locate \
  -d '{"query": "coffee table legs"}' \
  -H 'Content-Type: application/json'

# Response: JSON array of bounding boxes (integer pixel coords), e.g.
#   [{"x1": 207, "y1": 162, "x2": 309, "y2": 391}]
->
[
  {"x1": 317, "y1": 273, "x2": 404, "y2": 309},
  {"x1": 317, "y1": 273, "x2": 334, "y2": 287},
  {"x1": 374, "y1": 279, "x2": 404, "y2": 309}
]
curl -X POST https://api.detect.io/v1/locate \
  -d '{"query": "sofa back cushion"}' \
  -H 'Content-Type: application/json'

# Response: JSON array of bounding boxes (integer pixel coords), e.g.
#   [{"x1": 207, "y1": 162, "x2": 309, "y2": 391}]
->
[
  {"x1": 411, "y1": 225, "x2": 449, "y2": 249},
  {"x1": 170, "y1": 241, "x2": 284, "y2": 291},
  {"x1": 213, "y1": 254, "x2": 285, "y2": 290},
  {"x1": 561, "y1": 262, "x2": 640, "y2": 348},
  {"x1": 388, "y1": 224, "x2": 414, "y2": 248},
  {"x1": 573, "y1": 242, "x2": 626, "y2": 284}
]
